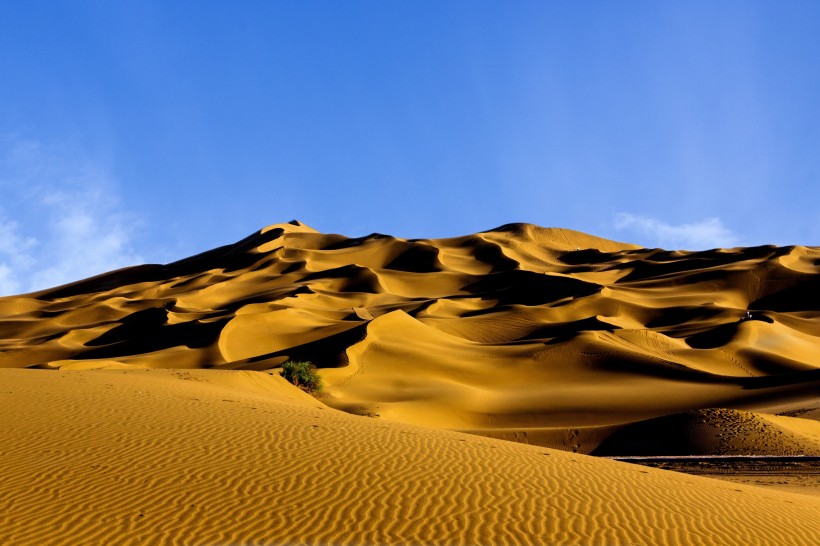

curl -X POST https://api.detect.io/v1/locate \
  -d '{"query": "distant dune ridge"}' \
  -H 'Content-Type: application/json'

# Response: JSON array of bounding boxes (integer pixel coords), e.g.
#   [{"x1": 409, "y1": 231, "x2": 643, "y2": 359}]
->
[
  {"x1": 1, "y1": 220, "x2": 818, "y2": 450},
  {"x1": 1, "y1": 221, "x2": 819, "y2": 545}
]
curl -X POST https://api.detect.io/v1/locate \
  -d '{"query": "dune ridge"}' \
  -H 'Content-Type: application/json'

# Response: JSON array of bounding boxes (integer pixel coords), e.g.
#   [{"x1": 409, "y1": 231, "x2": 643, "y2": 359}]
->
[
  {"x1": 593, "y1": 408, "x2": 820, "y2": 456},
  {"x1": 1, "y1": 221, "x2": 818, "y2": 453},
  {"x1": 2, "y1": 221, "x2": 820, "y2": 543}
]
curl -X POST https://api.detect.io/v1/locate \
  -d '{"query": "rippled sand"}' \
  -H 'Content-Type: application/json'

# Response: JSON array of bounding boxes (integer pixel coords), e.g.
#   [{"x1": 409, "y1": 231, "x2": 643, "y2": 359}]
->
[{"x1": 1, "y1": 221, "x2": 819, "y2": 544}]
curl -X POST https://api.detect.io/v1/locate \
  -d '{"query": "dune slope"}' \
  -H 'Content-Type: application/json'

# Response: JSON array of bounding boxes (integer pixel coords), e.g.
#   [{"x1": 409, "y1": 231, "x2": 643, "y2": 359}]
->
[
  {"x1": 2, "y1": 368, "x2": 819, "y2": 546},
  {"x1": 593, "y1": 408, "x2": 820, "y2": 456},
  {"x1": 0, "y1": 220, "x2": 818, "y2": 450},
  {"x1": 2, "y1": 221, "x2": 820, "y2": 544}
]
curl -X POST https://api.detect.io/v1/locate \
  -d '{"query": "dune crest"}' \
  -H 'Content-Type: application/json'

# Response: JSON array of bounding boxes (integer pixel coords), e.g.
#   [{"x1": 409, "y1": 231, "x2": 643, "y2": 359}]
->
[
  {"x1": 593, "y1": 408, "x2": 820, "y2": 456},
  {"x1": 2, "y1": 222, "x2": 820, "y2": 544},
  {"x1": 0, "y1": 222, "x2": 818, "y2": 449}
]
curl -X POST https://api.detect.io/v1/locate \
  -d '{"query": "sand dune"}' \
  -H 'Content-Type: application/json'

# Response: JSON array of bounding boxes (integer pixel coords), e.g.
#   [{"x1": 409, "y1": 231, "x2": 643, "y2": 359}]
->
[
  {"x1": 2, "y1": 368, "x2": 819, "y2": 546},
  {"x1": 593, "y1": 408, "x2": 820, "y2": 456},
  {"x1": 1, "y1": 220, "x2": 819, "y2": 543},
  {"x1": 1, "y1": 221, "x2": 818, "y2": 437}
]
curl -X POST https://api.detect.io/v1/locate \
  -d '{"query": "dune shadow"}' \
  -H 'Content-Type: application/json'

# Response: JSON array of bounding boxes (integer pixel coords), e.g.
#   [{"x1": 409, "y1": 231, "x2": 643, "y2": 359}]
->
[{"x1": 463, "y1": 270, "x2": 600, "y2": 306}]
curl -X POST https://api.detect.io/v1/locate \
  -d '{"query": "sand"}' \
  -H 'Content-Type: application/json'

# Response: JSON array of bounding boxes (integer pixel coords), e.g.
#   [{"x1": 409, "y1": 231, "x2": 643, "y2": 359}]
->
[
  {"x1": 2, "y1": 368, "x2": 819, "y2": 546},
  {"x1": 607, "y1": 456, "x2": 820, "y2": 499},
  {"x1": 1, "y1": 220, "x2": 819, "y2": 544}
]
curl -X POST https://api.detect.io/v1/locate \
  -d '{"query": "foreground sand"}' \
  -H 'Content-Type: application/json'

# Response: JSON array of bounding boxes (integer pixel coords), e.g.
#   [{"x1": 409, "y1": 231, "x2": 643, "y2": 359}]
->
[{"x1": 2, "y1": 368, "x2": 819, "y2": 546}]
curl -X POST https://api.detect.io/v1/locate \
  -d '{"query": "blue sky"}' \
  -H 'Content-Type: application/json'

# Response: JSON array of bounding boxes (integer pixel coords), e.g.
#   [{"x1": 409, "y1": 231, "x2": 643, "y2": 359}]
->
[{"x1": 1, "y1": 1, "x2": 819, "y2": 294}]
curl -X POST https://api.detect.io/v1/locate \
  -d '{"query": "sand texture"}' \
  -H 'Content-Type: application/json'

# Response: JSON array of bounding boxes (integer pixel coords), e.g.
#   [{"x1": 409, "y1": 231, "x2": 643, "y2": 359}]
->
[
  {"x1": 2, "y1": 368, "x2": 820, "y2": 546},
  {"x1": 1, "y1": 220, "x2": 820, "y2": 544},
  {"x1": 2, "y1": 221, "x2": 818, "y2": 442}
]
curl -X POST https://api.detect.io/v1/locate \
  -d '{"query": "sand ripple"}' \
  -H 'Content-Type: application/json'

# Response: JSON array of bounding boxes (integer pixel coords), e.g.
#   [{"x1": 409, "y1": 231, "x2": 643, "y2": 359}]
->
[{"x1": 1, "y1": 368, "x2": 819, "y2": 546}]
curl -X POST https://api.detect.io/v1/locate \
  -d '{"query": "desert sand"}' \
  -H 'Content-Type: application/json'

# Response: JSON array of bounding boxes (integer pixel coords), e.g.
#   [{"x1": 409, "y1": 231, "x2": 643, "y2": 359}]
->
[
  {"x1": 2, "y1": 368, "x2": 819, "y2": 546},
  {"x1": 1, "y1": 220, "x2": 819, "y2": 544}
]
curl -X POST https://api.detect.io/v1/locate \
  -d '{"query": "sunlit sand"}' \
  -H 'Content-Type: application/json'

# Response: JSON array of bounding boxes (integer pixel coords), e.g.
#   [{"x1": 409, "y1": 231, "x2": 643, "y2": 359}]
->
[{"x1": 1, "y1": 221, "x2": 819, "y2": 545}]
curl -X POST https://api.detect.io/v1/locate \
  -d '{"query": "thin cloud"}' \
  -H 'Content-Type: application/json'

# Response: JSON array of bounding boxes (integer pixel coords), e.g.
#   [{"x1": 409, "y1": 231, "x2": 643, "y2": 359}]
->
[
  {"x1": 0, "y1": 136, "x2": 143, "y2": 296},
  {"x1": 0, "y1": 214, "x2": 37, "y2": 295},
  {"x1": 614, "y1": 213, "x2": 740, "y2": 250}
]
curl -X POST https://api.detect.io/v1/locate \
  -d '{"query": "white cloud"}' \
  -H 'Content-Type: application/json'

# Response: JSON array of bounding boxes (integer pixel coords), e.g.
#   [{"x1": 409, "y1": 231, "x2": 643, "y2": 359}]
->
[
  {"x1": 0, "y1": 215, "x2": 37, "y2": 265},
  {"x1": 0, "y1": 136, "x2": 143, "y2": 296},
  {"x1": 0, "y1": 263, "x2": 21, "y2": 296},
  {"x1": 614, "y1": 213, "x2": 740, "y2": 250},
  {"x1": 0, "y1": 214, "x2": 38, "y2": 295},
  {"x1": 29, "y1": 198, "x2": 142, "y2": 291}
]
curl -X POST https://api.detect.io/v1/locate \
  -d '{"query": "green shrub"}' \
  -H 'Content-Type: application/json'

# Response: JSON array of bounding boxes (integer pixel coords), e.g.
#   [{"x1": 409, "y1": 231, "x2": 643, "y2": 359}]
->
[{"x1": 280, "y1": 360, "x2": 322, "y2": 393}]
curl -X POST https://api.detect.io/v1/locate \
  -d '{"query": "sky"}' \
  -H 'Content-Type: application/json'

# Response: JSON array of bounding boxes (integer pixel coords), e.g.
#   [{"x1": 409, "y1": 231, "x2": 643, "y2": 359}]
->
[{"x1": 1, "y1": 1, "x2": 819, "y2": 294}]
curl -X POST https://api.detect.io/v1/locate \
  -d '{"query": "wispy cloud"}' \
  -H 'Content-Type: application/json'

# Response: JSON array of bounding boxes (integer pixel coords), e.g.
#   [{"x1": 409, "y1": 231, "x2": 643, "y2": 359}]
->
[
  {"x1": 0, "y1": 136, "x2": 143, "y2": 296},
  {"x1": 0, "y1": 214, "x2": 37, "y2": 295},
  {"x1": 614, "y1": 213, "x2": 740, "y2": 250}
]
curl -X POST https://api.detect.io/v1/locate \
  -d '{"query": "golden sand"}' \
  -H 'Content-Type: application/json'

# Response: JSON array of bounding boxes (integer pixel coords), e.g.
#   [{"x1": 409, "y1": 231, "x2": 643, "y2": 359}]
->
[
  {"x1": 2, "y1": 368, "x2": 819, "y2": 546},
  {"x1": 1, "y1": 221, "x2": 819, "y2": 544}
]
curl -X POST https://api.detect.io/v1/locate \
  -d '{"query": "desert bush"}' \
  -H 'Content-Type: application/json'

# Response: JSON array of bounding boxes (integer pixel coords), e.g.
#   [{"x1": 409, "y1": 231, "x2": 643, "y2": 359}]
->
[{"x1": 280, "y1": 360, "x2": 322, "y2": 393}]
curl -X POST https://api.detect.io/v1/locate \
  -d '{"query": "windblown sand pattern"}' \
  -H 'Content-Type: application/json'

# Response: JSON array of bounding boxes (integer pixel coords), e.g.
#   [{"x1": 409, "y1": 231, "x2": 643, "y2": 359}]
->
[
  {"x1": 1, "y1": 221, "x2": 819, "y2": 544},
  {"x1": 2, "y1": 221, "x2": 818, "y2": 447},
  {"x1": 1, "y1": 368, "x2": 819, "y2": 546}
]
